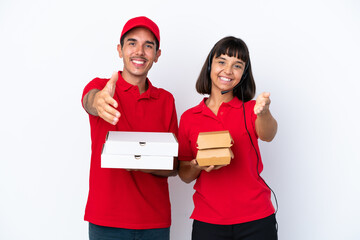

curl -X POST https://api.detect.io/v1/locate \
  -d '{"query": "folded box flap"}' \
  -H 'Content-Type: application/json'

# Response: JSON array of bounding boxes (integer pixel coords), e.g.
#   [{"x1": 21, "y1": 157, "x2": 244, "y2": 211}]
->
[
  {"x1": 196, "y1": 148, "x2": 233, "y2": 166},
  {"x1": 196, "y1": 148, "x2": 234, "y2": 158},
  {"x1": 196, "y1": 130, "x2": 233, "y2": 149},
  {"x1": 104, "y1": 131, "x2": 178, "y2": 156}
]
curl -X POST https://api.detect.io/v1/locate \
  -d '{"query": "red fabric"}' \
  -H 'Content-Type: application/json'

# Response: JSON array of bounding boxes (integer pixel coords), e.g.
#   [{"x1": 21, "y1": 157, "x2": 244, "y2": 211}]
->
[
  {"x1": 178, "y1": 97, "x2": 274, "y2": 225},
  {"x1": 81, "y1": 71, "x2": 178, "y2": 229},
  {"x1": 120, "y1": 16, "x2": 160, "y2": 46}
]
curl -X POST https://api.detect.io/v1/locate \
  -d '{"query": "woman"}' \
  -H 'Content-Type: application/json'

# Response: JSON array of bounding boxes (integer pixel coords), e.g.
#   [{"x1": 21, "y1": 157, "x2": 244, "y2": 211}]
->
[{"x1": 178, "y1": 36, "x2": 278, "y2": 240}]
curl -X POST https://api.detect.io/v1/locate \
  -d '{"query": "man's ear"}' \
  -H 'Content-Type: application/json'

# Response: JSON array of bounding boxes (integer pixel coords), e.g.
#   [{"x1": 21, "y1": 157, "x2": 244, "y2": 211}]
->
[
  {"x1": 154, "y1": 49, "x2": 161, "y2": 63},
  {"x1": 117, "y1": 44, "x2": 123, "y2": 58}
]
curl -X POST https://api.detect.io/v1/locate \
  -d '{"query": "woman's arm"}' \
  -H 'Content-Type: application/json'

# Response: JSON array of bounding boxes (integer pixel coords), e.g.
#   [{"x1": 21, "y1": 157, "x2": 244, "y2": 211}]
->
[
  {"x1": 179, "y1": 159, "x2": 225, "y2": 183},
  {"x1": 254, "y1": 92, "x2": 278, "y2": 142}
]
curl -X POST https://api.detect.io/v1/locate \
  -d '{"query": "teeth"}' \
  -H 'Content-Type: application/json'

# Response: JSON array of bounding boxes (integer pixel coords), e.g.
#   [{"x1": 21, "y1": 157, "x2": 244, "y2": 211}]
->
[
  {"x1": 132, "y1": 60, "x2": 145, "y2": 64},
  {"x1": 220, "y1": 77, "x2": 231, "y2": 82}
]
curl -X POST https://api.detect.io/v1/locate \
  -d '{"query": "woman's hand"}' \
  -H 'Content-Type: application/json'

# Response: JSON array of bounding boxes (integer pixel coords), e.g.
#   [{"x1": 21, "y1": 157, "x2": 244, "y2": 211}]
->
[
  {"x1": 254, "y1": 92, "x2": 271, "y2": 116},
  {"x1": 254, "y1": 92, "x2": 278, "y2": 142},
  {"x1": 179, "y1": 159, "x2": 226, "y2": 183},
  {"x1": 190, "y1": 159, "x2": 226, "y2": 172}
]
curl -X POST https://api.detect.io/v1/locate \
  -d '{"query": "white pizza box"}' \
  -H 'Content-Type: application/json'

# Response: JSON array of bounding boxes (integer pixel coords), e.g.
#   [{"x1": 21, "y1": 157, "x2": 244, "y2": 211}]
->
[
  {"x1": 103, "y1": 131, "x2": 178, "y2": 156},
  {"x1": 101, "y1": 146, "x2": 174, "y2": 169},
  {"x1": 101, "y1": 131, "x2": 178, "y2": 169}
]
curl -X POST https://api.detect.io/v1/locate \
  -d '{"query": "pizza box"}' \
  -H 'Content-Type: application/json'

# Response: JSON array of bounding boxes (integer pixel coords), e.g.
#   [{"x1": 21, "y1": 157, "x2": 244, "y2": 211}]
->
[{"x1": 101, "y1": 131, "x2": 178, "y2": 170}]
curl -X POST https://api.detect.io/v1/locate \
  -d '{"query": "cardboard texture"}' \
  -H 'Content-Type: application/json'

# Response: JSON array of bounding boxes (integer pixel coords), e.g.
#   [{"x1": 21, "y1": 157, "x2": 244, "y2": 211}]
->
[
  {"x1": 196, "y1": 130, "x2": 234, "y2": 166},
  {"x1": 101, "y1": 131, "x2": 178, "y2": 170}
]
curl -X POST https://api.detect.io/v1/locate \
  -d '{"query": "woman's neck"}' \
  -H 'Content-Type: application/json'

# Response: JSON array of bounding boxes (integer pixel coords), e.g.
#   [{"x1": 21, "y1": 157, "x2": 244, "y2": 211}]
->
[{"x1": 205, "y1": 90, "x2": 234, "y2": 116}]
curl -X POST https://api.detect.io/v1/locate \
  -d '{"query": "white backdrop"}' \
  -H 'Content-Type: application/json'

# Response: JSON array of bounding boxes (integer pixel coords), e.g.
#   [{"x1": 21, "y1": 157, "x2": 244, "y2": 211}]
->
[{"x1": 1, "y1": 0, "x2": 359, "y2": 239}]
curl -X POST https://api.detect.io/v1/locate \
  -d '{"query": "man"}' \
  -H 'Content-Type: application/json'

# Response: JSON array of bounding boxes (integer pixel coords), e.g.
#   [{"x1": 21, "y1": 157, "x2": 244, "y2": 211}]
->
[{"x1": 81, "y1": 16, "x2": 178, "y2": 240}]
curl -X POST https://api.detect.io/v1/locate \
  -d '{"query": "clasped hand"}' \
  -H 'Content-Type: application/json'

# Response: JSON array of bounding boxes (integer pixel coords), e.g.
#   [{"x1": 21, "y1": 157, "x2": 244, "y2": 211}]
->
[
  {"x1": 254, "y1": 92, "x2": 271, "y2": 116},
  {"x1": 93, "y1": 72, "x2": 121, "y2": 125}
]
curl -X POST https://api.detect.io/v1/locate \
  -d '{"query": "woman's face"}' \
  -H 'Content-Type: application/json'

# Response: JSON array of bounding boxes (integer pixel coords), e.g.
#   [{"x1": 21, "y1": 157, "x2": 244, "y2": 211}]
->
[{"x1": 210, "y1": 54, "x2": 246, "y2": 94}]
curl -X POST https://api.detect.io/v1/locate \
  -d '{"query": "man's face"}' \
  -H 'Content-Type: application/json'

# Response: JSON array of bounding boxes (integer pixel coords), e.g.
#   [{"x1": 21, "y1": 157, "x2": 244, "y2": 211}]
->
[{"x1": 118, "y1": 27, "x2": 161, "y2": 80}]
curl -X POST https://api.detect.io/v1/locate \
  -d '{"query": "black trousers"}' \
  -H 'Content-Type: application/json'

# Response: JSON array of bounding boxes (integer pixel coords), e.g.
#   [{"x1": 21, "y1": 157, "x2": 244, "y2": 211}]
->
[{"x1": 192, "y1": 214, "x2": 278, "y2": 240}]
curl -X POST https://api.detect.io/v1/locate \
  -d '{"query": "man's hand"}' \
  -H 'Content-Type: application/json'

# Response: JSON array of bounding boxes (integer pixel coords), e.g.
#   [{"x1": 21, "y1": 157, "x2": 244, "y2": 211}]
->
[
  {"x1": 93, "y1": 72, "x2": 121, "y2": 125},
  {"x1": 254, "y1": 92, "x2": 271, "y2": 116}
]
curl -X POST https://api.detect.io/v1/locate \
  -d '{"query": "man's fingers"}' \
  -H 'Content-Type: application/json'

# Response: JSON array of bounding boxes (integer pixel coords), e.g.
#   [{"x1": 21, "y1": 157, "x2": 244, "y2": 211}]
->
[
  {"x1": 94, "y1": 93, "x2": 120, "y2": 124},
  {"x1": 98, "y1": 110, "x2": 119, "y2": 125},
  {"x1": 103, "y1": 103, "x2": 121, "y2": 118},
  {"x1": 99, "y1": 100, "x2": 120, "y2": 125},
  {"x1": 104, "y1": 72, "x2": 119, "y2": 97},
  {"x1": 104, "y1": 94, "x2": 119, "y2": 109},
  {"x1": 108, "y1": 72, "x2": 119, "y2": 86},
  {"x1": 110, "y1": 71, "x2": 119, "y2": 81}
]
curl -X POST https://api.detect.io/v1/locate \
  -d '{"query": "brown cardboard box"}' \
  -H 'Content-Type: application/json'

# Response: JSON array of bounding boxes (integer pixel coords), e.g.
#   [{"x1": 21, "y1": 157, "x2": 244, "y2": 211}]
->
[{"x1": 196, "y1": 130, "x2": 234, "y2": 166}]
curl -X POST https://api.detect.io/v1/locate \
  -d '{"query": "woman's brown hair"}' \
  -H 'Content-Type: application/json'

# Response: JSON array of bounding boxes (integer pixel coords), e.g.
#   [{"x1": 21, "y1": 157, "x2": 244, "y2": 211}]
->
[{"x1": 196, "y1": 36, "x2": 256, "y2": 102}]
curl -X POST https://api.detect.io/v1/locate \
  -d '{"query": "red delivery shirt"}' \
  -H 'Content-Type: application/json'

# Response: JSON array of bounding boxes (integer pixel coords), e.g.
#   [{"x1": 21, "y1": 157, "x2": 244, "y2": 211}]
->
[
  {"x1": 81, "y1": 71, "x2": 178, "y2": 229},
  {"x1": 178, "y1": 97, "x2": 274, "y2": 225}
]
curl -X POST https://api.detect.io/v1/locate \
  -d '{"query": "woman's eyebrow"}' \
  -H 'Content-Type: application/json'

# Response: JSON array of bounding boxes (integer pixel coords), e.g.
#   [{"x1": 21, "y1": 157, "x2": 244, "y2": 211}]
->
[{"x1": 217, "y1": 56, "x2": 244, "y2": 65}]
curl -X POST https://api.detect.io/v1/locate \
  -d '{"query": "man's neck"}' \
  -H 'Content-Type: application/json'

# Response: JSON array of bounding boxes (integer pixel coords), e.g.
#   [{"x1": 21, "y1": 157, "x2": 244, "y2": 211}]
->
[{"x1": 121, "y1": 71, "x2": 148, "y2": 94}]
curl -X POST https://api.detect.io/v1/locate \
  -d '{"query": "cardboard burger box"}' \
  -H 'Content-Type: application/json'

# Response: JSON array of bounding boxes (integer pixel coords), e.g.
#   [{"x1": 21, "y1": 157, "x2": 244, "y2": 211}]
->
[
  {"x1": 101, "y1": 131, "x2": 178, "y2": 170},
  {"x1": 196, "y1": 130, "x2": 234, "y2": 166}
]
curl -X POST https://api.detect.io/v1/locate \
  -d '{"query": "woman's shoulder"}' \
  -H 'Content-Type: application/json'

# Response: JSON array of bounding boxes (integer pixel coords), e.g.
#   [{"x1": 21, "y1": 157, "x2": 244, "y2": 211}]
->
[{"x1": 181, "y1": 99, "x2": 206, "y2": 118}]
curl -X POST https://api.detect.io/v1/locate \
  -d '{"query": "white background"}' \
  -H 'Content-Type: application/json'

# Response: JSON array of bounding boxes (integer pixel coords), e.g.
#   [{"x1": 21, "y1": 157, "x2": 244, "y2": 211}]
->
[{"x1": 1, "y1": 0, "x2": 359, "y2": 239}]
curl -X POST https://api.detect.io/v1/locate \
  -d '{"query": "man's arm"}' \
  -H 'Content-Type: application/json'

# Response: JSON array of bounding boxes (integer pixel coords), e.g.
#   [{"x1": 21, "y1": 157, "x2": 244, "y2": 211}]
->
[
  {"x1": 82, "y1": 72, "x2": 121, "y2": 125},
  {"x1": 83, "y1": 89, "x2": 100, "y2": 116}
]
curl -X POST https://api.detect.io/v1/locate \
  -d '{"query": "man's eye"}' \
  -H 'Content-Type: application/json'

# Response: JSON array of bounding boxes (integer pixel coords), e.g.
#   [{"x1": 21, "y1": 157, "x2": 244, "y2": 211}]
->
[{"x1": 146, "y1": 44, "x2": 153, "y2": 48}]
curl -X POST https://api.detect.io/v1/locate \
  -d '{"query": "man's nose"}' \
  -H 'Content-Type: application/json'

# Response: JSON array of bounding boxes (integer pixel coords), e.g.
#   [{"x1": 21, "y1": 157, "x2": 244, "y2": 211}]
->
[{"x1": 135, "y1": 45, "x2": 145, "y2": 55}]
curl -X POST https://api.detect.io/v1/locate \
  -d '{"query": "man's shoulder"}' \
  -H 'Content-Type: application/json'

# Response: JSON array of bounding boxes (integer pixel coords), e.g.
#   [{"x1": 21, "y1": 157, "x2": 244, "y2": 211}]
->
[
  {"x1": 82, "y1": 77, "x2": 109, "y2": 97},
  {"x1": 91, "y1": 77, "x2": 109, "y2": 84},
  {"x1": 85, "y1": 77, "x2": 109, "y2": 89},
  {"x1": 151, "y1": 86, "x2": 175, "y2": 100}
]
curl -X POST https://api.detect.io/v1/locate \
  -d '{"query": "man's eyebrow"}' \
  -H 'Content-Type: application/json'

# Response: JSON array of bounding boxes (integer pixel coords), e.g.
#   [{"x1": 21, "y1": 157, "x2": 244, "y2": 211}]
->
[
  {"x1": 145, "y1": 40, "x2": 155, "y2": 45},
  {"x1": 126, "y1": 38, "x2": 155, "y2": 46}
]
